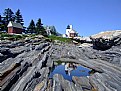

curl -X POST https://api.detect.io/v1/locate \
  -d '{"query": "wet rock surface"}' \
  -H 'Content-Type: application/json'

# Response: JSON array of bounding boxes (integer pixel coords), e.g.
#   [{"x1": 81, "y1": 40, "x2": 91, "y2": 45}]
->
[{"x1": 0, "y1": 35, "x2": 121, "y2": 91}]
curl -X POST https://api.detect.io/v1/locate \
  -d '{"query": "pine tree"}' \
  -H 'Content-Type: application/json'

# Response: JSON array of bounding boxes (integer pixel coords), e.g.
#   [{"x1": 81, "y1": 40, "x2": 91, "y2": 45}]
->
[
  {"x1": 0, "y1": 14, "x2": 6, "y2": 31},
  {"x1": 35, "y1": 18, "x2": 43, "y2": 34},
  {"x1": 0, "y1": 14, "x2": 1, "y2": 22},
  {"x1": 3, "y1": 8, "x2": 15, "y2": 31},
  {"x1": 15, "y1": 9, "x2": 24, "y2": 25},
  {"x1": 36, "y1": 18, "x2": 47, "y2": 36},
  {"x1": 3, "y1": 8, "x2": 15, "y2": 23},
  {"x1": 27, "y1": 19, "x2": 35, "y2": 34},
  {"x1": 0, "y1": 14, "x2": 2, "y2": 31}
]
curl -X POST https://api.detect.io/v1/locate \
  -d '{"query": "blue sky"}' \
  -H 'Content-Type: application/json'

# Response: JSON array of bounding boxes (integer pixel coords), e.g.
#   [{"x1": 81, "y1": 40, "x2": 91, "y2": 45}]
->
[{"x1": 0, "y1": 0, "x2": 121, "y2": 36}]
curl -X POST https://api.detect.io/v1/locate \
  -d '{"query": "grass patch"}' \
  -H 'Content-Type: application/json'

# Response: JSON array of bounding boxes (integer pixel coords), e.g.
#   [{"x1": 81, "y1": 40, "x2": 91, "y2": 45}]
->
[
  {"x1": 0, "y1": 33, "x2": 27, "y2": 40},
  {"x1": 48, "y1": 35, "x2": 72, "y2": 43},
  {"x1": 0, "y1": 33, "x2": 12, "y2": 37},
  {"x1": 0, "y1": 33, "x2": 44, "y2": 41},
  {"x1": 28, "y1": 34, "x2": 36, "y2": 37},
  {"x1": 55, "y1": 60, "x2": 63, "y2": 65}
]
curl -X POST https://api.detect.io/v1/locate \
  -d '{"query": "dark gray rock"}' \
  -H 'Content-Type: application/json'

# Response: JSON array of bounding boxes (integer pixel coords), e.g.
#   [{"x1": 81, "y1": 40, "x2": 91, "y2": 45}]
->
[
  {"x1": 53, "y1": 74, "x2": 82, "y2": 91},
  {"x1": 35, "y1": 43, "x2": 49, "y2": 51},
  {"x1": 73, "y1": 76, "x2": 92, "y2": 91},
  {"x1": 91, "y1": 34, "x2": 121, "y2": 50},
  {"x1": 1, "y1": 35, "x2": 121, "y2": 91}
]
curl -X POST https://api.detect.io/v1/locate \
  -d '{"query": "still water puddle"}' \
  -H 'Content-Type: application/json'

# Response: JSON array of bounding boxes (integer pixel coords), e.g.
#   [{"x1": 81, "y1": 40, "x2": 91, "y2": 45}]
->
[{"x1": 49, "y1": 62, "x2": 92, "y2": 81}]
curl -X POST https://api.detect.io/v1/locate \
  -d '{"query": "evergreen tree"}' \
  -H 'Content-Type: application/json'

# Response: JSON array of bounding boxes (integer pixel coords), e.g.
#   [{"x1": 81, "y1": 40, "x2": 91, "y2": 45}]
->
[
  {"x1": 36, "y1": 18, "x2": 47, "y2": 36},
  {"x1": 3, "y1": 8, "x2": 15, "y2": 23},
  {"x1": 3, "y1": 8, "x2": 15, "y2": 31},
  {"x1": 0, "y1": 14, "x2": 6, "y2": 31},
  {"x1": 35, "y1": 18, "x2": 43, "y2": 34},
  {"x1": 27, "y1": 19, "x2": 35, "y2": 34},
  {"x1": 0, "y1": 14, "x2": 2, "y2": 31},
  {"x1": 15, "y1": 9, "x2": 24, "y2": 25},
  {"x1": 0, "y1": 14, "x2": 1, "y2": 22}
]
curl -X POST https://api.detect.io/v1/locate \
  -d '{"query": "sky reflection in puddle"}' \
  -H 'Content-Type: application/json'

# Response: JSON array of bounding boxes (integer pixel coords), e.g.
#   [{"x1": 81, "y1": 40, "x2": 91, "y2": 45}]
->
[{"x1": 49, "y1": 62, "x2": 91, "y2": 81}]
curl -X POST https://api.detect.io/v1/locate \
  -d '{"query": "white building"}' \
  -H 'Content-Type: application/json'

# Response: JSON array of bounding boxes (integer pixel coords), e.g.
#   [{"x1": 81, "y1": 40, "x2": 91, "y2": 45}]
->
[
  {"x1": 45, "y1": 26, "x2": 52, "y2": 35},
  {"x1": 63, "y1": 25, "x2": 78, "y2": 38}
]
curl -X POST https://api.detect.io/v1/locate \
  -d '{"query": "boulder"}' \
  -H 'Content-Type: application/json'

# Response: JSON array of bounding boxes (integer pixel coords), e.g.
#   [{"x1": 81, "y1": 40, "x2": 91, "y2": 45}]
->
[{"x1": 91, "y1": 34, "x2": 121, "y2": 50}]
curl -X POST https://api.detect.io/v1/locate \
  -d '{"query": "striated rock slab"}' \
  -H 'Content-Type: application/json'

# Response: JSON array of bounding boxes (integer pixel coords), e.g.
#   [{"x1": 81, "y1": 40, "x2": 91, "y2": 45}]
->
[
  {"x1": 0, "y1": 38, "x2": 51, "y2": 91},
  {"x1": 72, "y1": 76, "x2": 92, "y2": 91},
  {"x1": 1, "y1": 35, "x2": 121, "y2": 91},
  {"x1": 51, "y1": 43, "x2": 121, "y2": 91}
]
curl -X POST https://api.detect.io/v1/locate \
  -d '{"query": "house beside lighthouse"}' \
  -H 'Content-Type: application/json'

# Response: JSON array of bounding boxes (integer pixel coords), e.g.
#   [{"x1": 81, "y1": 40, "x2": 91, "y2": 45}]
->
[
  {"x1": 63, "y1": 25, "x2": 78, "y2": 38},
  {"x1": 7, "y1": 21, "x2": 23, "y2": 34}
]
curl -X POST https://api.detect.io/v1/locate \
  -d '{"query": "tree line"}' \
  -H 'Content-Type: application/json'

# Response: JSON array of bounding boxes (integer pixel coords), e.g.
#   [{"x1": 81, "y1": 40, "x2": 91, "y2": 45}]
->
[
  {"x1": 0, "y1": 8, "x2": 24, "y2": 31},
  {"x1": 0, "y1": 8, "x2": 48, "y2": 36},
  {"x1": 27, "y1": 18, "x2": 47, "y2": 36}
]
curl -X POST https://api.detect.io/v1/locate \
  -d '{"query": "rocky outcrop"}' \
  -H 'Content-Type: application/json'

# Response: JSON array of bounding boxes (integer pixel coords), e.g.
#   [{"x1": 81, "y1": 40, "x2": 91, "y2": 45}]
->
[
  {"x1": 91, "y1": 34, "x2": 121, "y2": 50},
  {"x1": 0, "y1": 37, "x2": 52, "y2": 91},
  {"x1": 91, "y1": 37, "x2": 114, "y2": 50},
  {"x1": 51, "y1": 43, "x2": 121, "y2": 91},
  {"x1": 91, "y1": 30, "x2": 121, "y2": 39},
  {"x1": 0, "y1": 34, "x2": 121, "y2": 91}
]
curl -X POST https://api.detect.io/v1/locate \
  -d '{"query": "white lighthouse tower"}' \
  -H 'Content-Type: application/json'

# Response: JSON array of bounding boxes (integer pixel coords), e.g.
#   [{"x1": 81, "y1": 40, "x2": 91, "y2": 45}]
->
[{"x1": 65, "y1": 25, "x2": 77, "y2": 38}]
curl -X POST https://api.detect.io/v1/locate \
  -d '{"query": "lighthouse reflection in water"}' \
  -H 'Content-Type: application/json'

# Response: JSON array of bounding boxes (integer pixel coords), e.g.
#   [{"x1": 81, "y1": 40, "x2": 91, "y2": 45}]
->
[{"x1": 49, "y1": 62, "x2": 91, "y2": 81}]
